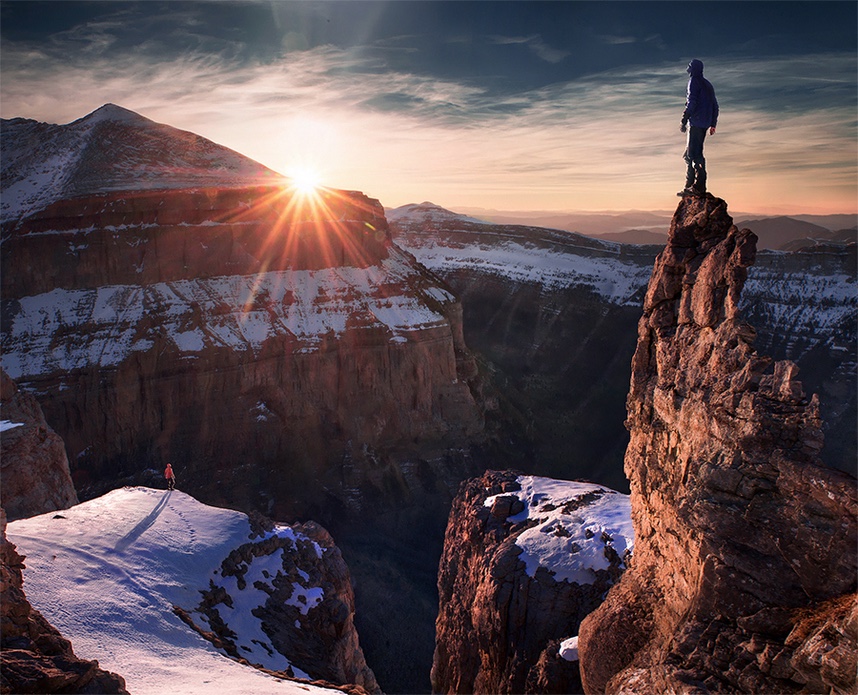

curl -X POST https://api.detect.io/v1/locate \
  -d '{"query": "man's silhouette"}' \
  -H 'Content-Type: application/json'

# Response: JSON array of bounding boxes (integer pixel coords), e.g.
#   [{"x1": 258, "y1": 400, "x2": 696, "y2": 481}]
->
[{"x1": 679, "y1": 59, "x2": 719, "y2": 196}]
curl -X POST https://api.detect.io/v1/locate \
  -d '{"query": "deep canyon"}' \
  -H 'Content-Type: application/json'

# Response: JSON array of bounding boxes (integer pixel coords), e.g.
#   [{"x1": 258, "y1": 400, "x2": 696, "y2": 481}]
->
[{"x1": 2, "y1": 106, "x2": 855, "y2": 694}]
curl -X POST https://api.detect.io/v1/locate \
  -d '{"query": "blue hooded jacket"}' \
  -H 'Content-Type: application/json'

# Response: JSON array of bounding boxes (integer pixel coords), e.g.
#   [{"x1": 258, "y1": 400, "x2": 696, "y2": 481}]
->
[{"x1": 684, "y1": 59, "x2": 719, "y2": 129}]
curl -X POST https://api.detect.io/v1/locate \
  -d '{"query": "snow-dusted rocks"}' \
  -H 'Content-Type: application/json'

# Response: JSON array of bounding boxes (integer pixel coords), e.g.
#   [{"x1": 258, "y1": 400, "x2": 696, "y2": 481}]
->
[
  {"x1": 432, "y1": 470, "x2": 632, "y2": 695},
  {"x1": 389, "y1": 202, "x2": 652, "y2": 305},
  {"x1": 482, "y1": 475, "x2": 632, "y2": 586},
  {"x1": 6, "y1": 487, "x2": 376, "y2": 695}
]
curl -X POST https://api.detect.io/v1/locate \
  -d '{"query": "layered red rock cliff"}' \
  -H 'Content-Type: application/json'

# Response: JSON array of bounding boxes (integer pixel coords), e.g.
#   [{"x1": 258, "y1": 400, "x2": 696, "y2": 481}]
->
[
  {"x1": 432, "y1": 470, "x2": 633, "y2": 694},
  {"x1": 578, "y1": 194, "x2": 857, "y2": 694},
  {"x1": 1, "y1": 369, "x2": 78, "y2": 521},
  {"x1": 0, "y1": 509, "x2": 128, "y2": 694},
  {"x1": 0, "y1": 106, "x2": 483, "y2": 521}
]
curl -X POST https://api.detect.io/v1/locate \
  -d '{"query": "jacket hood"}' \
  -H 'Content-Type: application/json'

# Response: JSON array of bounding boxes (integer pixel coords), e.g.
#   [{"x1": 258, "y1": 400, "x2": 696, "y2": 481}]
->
[{"x1": 687, "y1": 59, "x2": 704, "y2": 76}]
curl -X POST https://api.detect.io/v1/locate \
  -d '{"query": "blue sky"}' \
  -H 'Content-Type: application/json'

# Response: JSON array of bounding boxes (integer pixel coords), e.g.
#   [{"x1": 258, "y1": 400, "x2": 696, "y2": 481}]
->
[{"x1": 2, "y1": 1, "x2": 856, "y2": 213}]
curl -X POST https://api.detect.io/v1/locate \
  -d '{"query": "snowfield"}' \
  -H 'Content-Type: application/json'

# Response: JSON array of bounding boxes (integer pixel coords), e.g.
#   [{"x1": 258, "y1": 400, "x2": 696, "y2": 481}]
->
[{"x1": 6, "y1": 487, "x2": 343, "y2": 695}]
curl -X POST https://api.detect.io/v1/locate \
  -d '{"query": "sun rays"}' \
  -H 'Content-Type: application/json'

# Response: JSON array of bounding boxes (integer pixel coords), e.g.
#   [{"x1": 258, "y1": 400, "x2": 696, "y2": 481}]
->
[{"x1": 203, "y1": 181, "x2": 389, "y2": 321}]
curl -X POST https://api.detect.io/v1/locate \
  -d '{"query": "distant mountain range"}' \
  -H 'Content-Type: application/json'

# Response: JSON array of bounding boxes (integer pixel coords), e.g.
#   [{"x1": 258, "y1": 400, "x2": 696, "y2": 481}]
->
[{"x1": 447, "y1": 205, "x2": 856, "y2": 250}]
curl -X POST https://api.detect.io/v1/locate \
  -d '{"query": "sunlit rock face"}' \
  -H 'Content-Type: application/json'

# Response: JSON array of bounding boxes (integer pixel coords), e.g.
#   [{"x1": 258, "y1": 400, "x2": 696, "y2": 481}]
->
[
  {"x1": 577, "y1": 194, "x2": 857, "y2": 695},
  {"x1": 0, "y1": 106, "x2": 483, "y2": 520},
  {"x1": 0, "y1": 369, "x2": 78, "y2": 522}
]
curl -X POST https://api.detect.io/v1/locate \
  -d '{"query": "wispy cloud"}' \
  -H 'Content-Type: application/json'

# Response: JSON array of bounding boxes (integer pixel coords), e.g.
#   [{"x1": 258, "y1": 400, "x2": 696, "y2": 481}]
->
[
  {"x1": 1, "y1": 20, "x2": 854, "y2": 213},
  {"x1": 489, "y1": 34, "x2": 570, "y2": 64}
]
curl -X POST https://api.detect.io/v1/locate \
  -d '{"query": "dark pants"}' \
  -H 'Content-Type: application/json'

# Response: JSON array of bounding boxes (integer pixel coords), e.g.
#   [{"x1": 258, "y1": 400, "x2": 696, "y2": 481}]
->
[
  {"x1": 683, "y1": 126, "x2": 707, "y2": 191},
  {"x1": 167, "y1": 477, "x2": 175, "y2": 491}
]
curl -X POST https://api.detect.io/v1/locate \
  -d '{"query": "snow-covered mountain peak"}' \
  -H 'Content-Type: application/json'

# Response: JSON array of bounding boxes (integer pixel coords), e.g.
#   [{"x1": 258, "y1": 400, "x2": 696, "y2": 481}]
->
[
  {"x1": 73, "y1": 102, "x2": 154, "y2": 127},
  {"x1": 1, "y1": 104, "x2": 285, "y2": 222},
  {"x1": 387, "y1": 202, "x2": 488, "y2": 226}
]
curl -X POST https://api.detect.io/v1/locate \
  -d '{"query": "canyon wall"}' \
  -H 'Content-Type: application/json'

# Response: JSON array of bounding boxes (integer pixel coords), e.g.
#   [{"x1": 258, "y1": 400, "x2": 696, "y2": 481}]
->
[
  {"x1": 0, "y1": 369, "x2": 78, "y2": 521},
  {"x1": 1, "y1": 182, "x2": 483, "y2": 522},
  {"x1": 390, "y1": 203, "x2": 857, "y2": 486},
  {"x1": 577, "y1": 194, "x2": 857, "y2": 694},
  {"x1": 432, "y1": 470, "x2": 633, "y2": 694}
]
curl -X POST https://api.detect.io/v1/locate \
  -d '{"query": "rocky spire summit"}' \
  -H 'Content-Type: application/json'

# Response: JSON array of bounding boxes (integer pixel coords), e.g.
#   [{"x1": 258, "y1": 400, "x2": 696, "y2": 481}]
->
[{"x1": 578, "y1": 193, "x2": 857, "y2": 694}]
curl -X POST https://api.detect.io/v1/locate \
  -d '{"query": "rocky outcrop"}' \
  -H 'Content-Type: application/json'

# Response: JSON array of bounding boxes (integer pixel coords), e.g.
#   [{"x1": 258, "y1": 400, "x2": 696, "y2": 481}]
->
[
  {"x1": 432, "y1": 470, "x2": 633, "y2": 694},
  {"x1": 577, "y1": 194, "x2": 858, "y2": 694},
  {"x1": 0, "y1": 370, "x2": 78, "y2": 521},
  {"x1": 0, "y1": 509, "x2": 128, "y2": 694},
  {"x1": 180, "y1": 514, "x2": 379, "y2": 692}
]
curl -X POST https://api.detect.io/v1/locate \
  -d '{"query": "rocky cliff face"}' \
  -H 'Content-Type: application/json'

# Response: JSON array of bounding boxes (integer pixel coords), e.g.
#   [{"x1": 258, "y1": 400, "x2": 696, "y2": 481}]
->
[
  {"x1": 432, "y1": 470, "x2": 633, "y2": 694},
  {"x1": 577, "y1": 194, "x2": 857, "y2": 694},
  {"x1": 390, "y1": 203, "x2": 857, "y2": 484},
  {"x1": 7, "y1": 487, "x2": 377, "y2": 694},
  {"x1": 389, "y1": 203, "x2": 657, "y2": 492},
  {"x1": 0, "y1": 108, "x2": 483, "y2": 524},
  {"x1": 0, "y1": 509, "x2": 128, "y2": 694},
  {"x1": 0, "y1": 369, "x2": 78, "y2": 521}
]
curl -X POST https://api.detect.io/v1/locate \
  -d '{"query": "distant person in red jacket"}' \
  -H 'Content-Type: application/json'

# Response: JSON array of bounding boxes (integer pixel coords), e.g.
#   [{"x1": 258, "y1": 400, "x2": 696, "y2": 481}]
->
[{"x1": 164, "y1": 463, "x2": 176, "y2": 491}]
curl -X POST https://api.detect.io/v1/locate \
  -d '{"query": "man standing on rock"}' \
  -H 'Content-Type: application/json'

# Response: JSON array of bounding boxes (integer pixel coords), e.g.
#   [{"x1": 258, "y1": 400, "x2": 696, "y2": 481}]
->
[{"x1": 678, "y1": 59, "x2": 719, "y2": 196}]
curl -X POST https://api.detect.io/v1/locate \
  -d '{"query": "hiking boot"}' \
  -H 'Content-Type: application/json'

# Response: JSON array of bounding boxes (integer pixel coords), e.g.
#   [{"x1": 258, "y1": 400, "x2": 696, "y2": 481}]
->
[{"x1": 676, "y1": 187, "x2": 695, "y2": 196}]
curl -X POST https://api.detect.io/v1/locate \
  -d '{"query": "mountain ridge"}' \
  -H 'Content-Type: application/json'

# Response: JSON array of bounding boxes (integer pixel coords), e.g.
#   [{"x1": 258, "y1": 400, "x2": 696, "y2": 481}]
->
[
  {"x1": 1, "y1": 103, "x2": 285, "y2": 223},
  {"x1": 394, "y1": 202, "x2": 857, "y2": 250}
]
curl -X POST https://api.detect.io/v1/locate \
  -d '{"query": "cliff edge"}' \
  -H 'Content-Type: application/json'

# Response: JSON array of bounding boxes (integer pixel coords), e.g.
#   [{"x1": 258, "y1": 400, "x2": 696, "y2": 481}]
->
[
  {"x1": 578, "y1": 194, "x2": 857, "y2": 693},
  {"x1": 1, "y1": 369, "x2": 78, "y2": 521},
  {"x1": 1, "y1": 509, "x2": 128, "y2": 694}
]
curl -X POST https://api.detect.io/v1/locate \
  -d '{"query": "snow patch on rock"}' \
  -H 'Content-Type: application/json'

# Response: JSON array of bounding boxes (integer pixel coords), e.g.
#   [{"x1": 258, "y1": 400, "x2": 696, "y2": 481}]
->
[{"x1": 485, "y1": 475, "x2": 633, "y2": 585}]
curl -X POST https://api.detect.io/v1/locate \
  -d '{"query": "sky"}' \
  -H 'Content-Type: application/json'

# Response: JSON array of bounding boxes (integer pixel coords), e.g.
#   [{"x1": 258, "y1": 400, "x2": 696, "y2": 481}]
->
[{"x1": 1, "y1": 1, "x2": 856, "y2": 214}]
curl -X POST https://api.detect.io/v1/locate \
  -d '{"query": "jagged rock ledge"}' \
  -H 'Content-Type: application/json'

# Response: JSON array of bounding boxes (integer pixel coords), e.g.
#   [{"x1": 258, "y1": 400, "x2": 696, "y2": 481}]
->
[
  {"x1": 578, "y1": 194, "x2": 857, "y2": 694},
  {"x1": 432, "y1": 470, "x2": 633, "y2": 694},
  {"x1": 0, "y1": 369, "x2": 78, "y2": 521}
]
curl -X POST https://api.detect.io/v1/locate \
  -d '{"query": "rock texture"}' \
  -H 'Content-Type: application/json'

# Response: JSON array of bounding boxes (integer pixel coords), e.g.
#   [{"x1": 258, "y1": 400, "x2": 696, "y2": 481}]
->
[
  {"x1": 0, "y1": 369, "x2": 78, "y2": 521},
  {"x1": 0, "y1": 509, "x2": 128, "y2": 694},
  {"x1": 432, "y1": 470, "x2": 632, "y2": 695},
  {"x1": 577, "y1": 194, "x2": 858, "y2": 694},
  {"x1": 186, "y1": 515, "x2": 379, "y2": 693}
]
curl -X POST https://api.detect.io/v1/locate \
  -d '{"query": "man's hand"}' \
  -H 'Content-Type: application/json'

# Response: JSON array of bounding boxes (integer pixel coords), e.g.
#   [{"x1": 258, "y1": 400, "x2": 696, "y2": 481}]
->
[
  {"x1": 680, "y1": 122, "x2": 687, "y2": 134},
  {"x1": 709, "y1": 127, "x2": 716, "y2": 135}
]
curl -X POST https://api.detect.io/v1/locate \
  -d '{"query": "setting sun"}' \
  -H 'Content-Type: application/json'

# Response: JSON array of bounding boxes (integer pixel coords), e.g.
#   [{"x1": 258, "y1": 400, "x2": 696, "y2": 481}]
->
[{"x1": 287, "y1": 166, "x2": 322, "y2": 195}]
